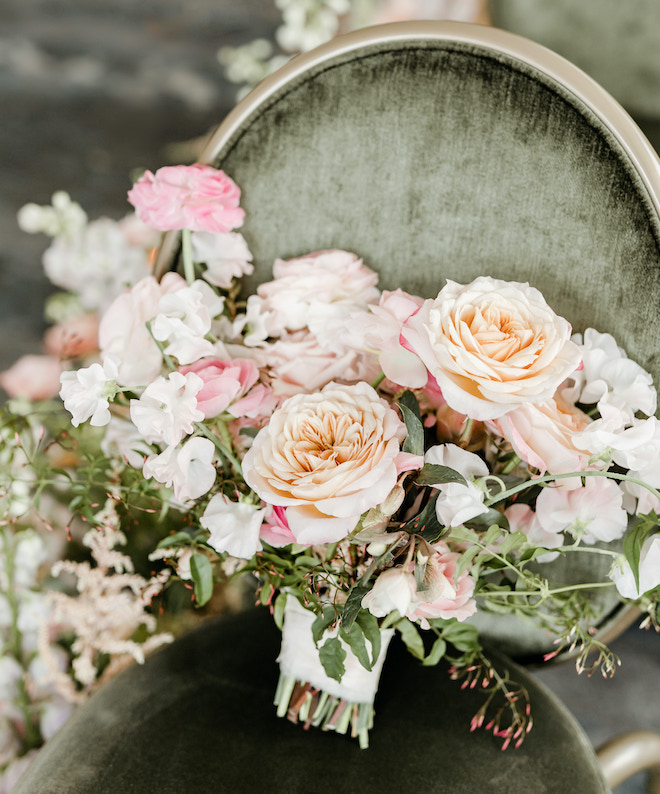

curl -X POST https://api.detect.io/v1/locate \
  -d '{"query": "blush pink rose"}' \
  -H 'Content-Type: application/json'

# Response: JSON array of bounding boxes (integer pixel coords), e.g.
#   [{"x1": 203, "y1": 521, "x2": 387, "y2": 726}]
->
[
  {"x1": 401, "y1": 277, "x2": 581, "y2": 421},
  {"x1": 488, "y1": 394, "x2": 592, "y2": 475},
  {"x1": 44, "y1": 313, "x2": 100, "y2": 359},
  {"x1": 264, "y1": 330, "x2": 379, "y2": 398},
  {"x1": 0, "y1": 355, "x2": 63, "y2": 400},
  {"x1": 127, "y1": 164, "x2": 245, "y2": 234},
  {"x1": 180, "y1": 357, "x2": 274, "y2": 419},
  {"x1": 242, "y1": 382, "x2": 408, "y2": 545}
]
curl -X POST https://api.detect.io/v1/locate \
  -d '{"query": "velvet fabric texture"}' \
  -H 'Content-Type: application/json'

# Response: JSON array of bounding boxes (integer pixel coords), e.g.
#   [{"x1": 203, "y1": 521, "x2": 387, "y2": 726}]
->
[
  {"x1": 198, "y1": 33, "x2": 660, "y2": 656},
  {"x1": 13, "y1": 608, "x2": 608, "y2": 794}
]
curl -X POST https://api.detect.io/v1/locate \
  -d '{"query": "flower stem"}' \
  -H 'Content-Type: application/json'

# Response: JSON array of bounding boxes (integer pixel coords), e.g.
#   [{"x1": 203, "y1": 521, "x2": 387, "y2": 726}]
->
[
  {"x1": 194, "y1": 420, "x2": 243, "y2": 479},
  {"x1": 485, "y1": 469, "x2": 660, "y2": 508},
  {"x1": 371, "y1": 371, "x2": 386, "y2": 390},
  {"x1": 181, "y1": 228, "x2": 195, "y2": 285}
]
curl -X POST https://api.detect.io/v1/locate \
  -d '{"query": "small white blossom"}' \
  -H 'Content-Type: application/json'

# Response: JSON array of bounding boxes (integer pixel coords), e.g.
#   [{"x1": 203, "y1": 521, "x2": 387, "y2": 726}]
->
[
  {"x1": 59, "y1": 357, "x2": 119, "y2": 427},
  {"x1": 610, "y1": 534, "x2": 660, "y2": 599},
  {"x1": 151, "y1": 280, "x2": 224, "y2": 365},
  {"x1": 17, "y1": 191, "x2": 87, "y2": 237},
  {"x1": 201, "y1": 495, "x2": 264, "y2": 559},
  {"x1": 142, "y1": 437, "x2": 216, "y2": 502},
  {"x1": 130, "y1": 371, "x2": 204, "y2": 447},
  {"x1": 362, "y1": 568, "x2": 417, "y2": 618},
  {"x1": 192, "y1": 230, "x2": 254, "y2": 289}
]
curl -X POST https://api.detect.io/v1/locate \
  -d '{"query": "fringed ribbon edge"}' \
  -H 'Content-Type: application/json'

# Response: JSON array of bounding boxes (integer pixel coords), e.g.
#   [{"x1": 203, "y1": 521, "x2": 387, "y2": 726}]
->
[{"x1": 274, "y1": 672, "x2": 375, "y2": 749}]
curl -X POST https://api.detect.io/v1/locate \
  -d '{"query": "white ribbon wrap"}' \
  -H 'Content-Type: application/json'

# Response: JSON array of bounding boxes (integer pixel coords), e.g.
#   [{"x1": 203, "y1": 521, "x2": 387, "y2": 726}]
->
[{"x1": 277, "y1": 597, "x2": 394, "y2": 704}]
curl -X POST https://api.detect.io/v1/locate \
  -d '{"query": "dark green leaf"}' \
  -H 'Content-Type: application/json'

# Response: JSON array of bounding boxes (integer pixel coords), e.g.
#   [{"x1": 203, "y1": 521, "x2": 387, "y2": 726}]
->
[
  {"x1": 399, "y1": 403, "x2": 424, "y2": 456},
  {"x1": 339, "y1": 623, "x2": 372, "y2": 671},
  {"x1": 355, "y1": 610, "x2": 382, "y2": 663},
  {"x1": 398, "y1": 389, "x2": 422, "y2": 421},
  {"x1": 341, "y1": 583, "x2": 371, "y2": 632},
  {"x1": 440, "y1": 620, "x2": 480, "y2": 652},
  {"x1": 415, "y1": 463, "x2": 467, "y2": 488},
  {"x1": 318, "y1": 637, "x2": 346, "y2": 682},
  {"x1": 401, "y1": 493, "x2": 446, "y2": 543},
  {"x1": 190, "y1": 553, "x2": 214, "y2": 606},
  {"x1": 156, "y1": 531, "x2": 193, "y2": 549},
  {"x1": 312, "y1": 605, "x2": 336, "y2": 644},
  {"x1": 239, "y1": 426, "x2": 259, "y2": 438}
]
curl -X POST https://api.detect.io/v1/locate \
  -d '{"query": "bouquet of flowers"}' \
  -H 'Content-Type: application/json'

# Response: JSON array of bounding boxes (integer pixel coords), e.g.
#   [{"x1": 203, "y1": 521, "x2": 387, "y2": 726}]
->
[{"x1": 6, "y1": 162, "x2": 660, "y2": 757}]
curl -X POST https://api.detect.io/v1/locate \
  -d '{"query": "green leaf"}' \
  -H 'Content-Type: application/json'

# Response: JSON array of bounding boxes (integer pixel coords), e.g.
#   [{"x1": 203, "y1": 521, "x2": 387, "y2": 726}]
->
[
  {"x1": 396, "y1": 619, "x2": 425, "y2": 660},
  {"x1": 465, "y1": 507, "x2": 510, "y2": 533},
  {"x1": 498, "y1": 529, "x2": 527, "y2": 556},
  {"x1": 422, "y1": 636, "x2": 447, "y2": 667},
  {"x1": 341, "y1": 583, "x2": 371, "y2": 632},
  {"x1": 156, "y1": 531, "x2": 193, "y2": 549},
  {"x1": 312, "y1": 605, "x2": 336, "y2": 644},
  {"x1": 339, "y1": 623, "x2": 372, "y2": 671},
  {"x1": 318, "y1": 636, "x2": 346, "y2": 682},
  {"x1": 624, "y1": 517, "x2": 658, "y2": 593},
  {"x1": 440, "y1": 620, "x2": 480, "y2": 652},
  {"x1": 398, "y1": 391, "x2": 424, "y2": 456},
  {"x1": 401, "y1": 492, "x2": 446, "y2": 544},
  {"x1": 355, "y1": 610, "x2": 382, "y2": 663},
  {"x1": 190, "y1": 553, "x2": 214, "y2": 607},
  {"x1": 273, "y1": 592, "x2": 287, "y2": 631},
  {"x1": 415, "y1": 463, "x2": 467, "y2": 488}
]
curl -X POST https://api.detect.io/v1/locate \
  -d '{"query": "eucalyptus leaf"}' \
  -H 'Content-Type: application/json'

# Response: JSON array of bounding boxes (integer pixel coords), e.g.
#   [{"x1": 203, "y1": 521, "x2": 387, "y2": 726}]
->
[
  {"x1": 319, "y1": 636, "x2": 346, "y2": 682},
  {"x1": 190, "y1": 553, "x2": 214, "y2": 607}
]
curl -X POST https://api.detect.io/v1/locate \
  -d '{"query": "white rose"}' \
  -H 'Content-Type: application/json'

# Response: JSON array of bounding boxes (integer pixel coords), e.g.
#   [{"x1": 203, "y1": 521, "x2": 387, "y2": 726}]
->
[
  {"x1": 242, "y1": 382, "x2": 407, "y2": 545},
  {"x1": 402, "y1": 276, "x2": 581, "y2": 420}
]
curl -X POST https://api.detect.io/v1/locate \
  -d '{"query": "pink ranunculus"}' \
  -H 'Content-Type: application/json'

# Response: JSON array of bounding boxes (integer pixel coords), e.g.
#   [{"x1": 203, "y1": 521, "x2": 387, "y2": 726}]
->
[
  {"x1": 488, "y1": 394, "x2": 592, "y2": 475},
  {"x1": 242, "y1": 382, "x2": 408, "y2": 545},
  {"x1": 0, "y1": 355, "x2": 63, "y2": 400},
  {"x1": 44, "y1": 313, "x2": 100, "y2": 359},
  {"x1": 180, "y1": 357, "x2": 270, "y2": 419},
  {"x1": 407, "y1": 542, "x2": 477, "y2": 627},
  {"x1": 98, "y1": 272, "x2": 186, "y2": 388},
  {"x1": 401, "y1": 277, "x2": 581, "y2": 421},
  {"x1": 127, "y1": 164, "x2": 245, "y2": 234}
]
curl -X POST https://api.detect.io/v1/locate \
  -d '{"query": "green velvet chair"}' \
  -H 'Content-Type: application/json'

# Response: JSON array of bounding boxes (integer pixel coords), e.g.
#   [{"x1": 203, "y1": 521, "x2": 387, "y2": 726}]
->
[{"x1": 15, "y1": 21, "x2": 660, "y2": 792}]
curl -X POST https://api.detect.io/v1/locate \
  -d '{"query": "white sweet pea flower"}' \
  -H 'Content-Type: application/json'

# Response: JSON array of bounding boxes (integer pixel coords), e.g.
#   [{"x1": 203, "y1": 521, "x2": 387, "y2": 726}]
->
[
  {"x1": 361, "y1": 568, "x2": 417, "y2": 618},
  {"x1": 191, "y1": 230, "x2": 254, "y2": 289},
  {"x1": 130, "y1": 371, "x2": 204, "y2": 447},
  {"x1": 610, "y1": 534, "x2": 660, "y2": 599},
  {"x1": 424, "y1": 444, "x2": 489, "y2": 527},
  {"x1": 142, "y1": 436, "x2": 216, "y2": 502},
  {"x1": 59, "y1": 356, "x2": 119, "y2": 427},
  {"x1": 568, "y1": 328, "x2": 657, "y2": 416},
  {"x1": 536, "y1": 477, "x2": 628, "y2": 545},
  {"x1": 201, "y1": 494, "x2": 265, "y2": 559},
  {"x1": 151, "y1": 280, "x2": 225, "y2": 364}
]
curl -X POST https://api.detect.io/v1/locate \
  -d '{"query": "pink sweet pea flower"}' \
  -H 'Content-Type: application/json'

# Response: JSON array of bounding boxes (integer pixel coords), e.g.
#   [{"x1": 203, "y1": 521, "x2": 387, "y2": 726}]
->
[
  {"x1": 260, "y1": 505, "x2": 297, "y2": 548},
  {"x1": 127, "y1": 164, "x2": 245, "y2": 234},
  {"x1": 44, "y1": 313, "x2": 100, "y2": 360}
]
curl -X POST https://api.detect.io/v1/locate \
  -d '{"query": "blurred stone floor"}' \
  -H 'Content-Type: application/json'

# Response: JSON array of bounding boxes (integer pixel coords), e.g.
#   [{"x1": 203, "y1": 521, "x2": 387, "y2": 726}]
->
[{"x1": 1, "y1": 2, "x2": 659, "y2": 792}]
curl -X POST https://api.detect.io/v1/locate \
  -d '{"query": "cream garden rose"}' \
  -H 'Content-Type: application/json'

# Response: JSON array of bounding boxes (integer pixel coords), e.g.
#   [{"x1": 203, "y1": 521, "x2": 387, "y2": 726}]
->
[
  {"x1": 242, "y1": 382, "x2": 409, "y2": 544},
  {"x1": 402, "y1": 276, "x2": 581, "y2": 420}
]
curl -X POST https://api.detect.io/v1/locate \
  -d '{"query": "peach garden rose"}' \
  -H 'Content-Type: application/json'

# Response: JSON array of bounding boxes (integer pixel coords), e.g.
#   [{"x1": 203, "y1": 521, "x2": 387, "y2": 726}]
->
[
  {"x1": 402, "y1": 276, "x2": 581, "y2": 421},
  {"x1": 242, "y1": 381, "x2": 411, "y2": 545}
]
